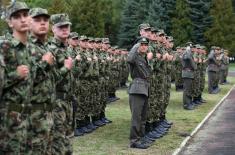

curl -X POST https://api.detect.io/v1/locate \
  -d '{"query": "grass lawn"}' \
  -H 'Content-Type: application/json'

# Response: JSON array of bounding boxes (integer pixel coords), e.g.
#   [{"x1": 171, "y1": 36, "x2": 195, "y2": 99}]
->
[
  {"x1": 229, "y1": 63, "x2": 235, "y2": 71},
  {"x1": 72, "y1": 69, "x2": 235, "y2": 155}
]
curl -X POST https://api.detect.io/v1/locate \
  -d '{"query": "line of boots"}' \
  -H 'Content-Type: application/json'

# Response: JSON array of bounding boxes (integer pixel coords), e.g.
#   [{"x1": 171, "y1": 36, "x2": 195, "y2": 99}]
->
[{"x1": 74, "y1": 112, "x2": 112, "y2": 136}]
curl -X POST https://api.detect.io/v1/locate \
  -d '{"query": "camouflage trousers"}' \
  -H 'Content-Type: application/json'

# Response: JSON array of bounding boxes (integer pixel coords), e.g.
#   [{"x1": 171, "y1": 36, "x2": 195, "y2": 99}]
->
[
  {"x1": 90, "y1": 79, "x2": 101, "y2": 116},
  {"x1": 27, "y1": 110, "x2": 53, "y2": 155},
  {"x1": 147, "y1": 73, "x2": 164, "y2": 123},
  {"x1": 120, "y1": 67, "x2": 129, "y2": 85},
  {"x1": 99, "y1": 77, "x2": 109, "y2": 114},
  {"x1": 175, "y1": 70, "x2": 183, "y2": 88},
  {"x1": 51, "y1": 98, "x2": 73, "y2": 155},
  {"x1": 0, "y1": 109, "x2": 28, "y2": 154},
  {"x1": 199, "y1": 65, "x2": 206, "y2": 93},
  {"x1": 192, "y1": 70, "x2": 201, "y2": 98},
  {"x1": 108, "y1": 70, "x2": 119, "y2": 95},
  {"x1": 76, "y1": 80, "x2": 90, "y2": 120},
  {"x1": 162, "y1": 73, "x2": 171, "y2": 117}
]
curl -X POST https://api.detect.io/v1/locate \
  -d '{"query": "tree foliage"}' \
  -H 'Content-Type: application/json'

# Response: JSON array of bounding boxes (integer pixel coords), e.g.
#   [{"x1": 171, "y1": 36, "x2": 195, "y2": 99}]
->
[
  {"x1": 171, "y1": 0, "x2": 193, "y2": 47},
  {"x1": 205, "y1": 0, "x2": 235, "y2": 55},
  {"x1": 187, "y1": 0, "x2": 212, "y2": 44}
]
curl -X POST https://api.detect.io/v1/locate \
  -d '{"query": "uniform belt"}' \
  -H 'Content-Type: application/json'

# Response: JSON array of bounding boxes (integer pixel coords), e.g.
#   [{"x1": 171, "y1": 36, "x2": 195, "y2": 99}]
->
[
  {"x1": 7, "y1": 102, "x2": 26, "y2": 113},
  {"x1": 7, "y1": 102, "x2": 53, "y2": 113},
  {"x1": 30, "y1": 102, "x2": 53, "y2": 112}
]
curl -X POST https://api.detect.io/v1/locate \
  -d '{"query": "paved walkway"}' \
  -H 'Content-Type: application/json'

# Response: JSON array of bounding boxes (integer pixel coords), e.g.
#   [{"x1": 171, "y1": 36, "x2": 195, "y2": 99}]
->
[{"x1": 179, "y1": 87, "x2": 235, "y2": 155}]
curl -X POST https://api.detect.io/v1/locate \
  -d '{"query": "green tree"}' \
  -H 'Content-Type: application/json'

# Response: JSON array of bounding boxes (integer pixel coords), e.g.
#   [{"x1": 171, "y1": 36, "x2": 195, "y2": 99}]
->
[
  {"x1": 171, "y1": 0, "x2": 192, "y2": 46},
  {"x1": 147, "y1": 0, "x2": 167, "y2": 30},
  {"x1": 118, "y1": 0, "x2": 142, "y2": 48},
  {"x1": 187, "y1": 0, "x2": 212, "y2": 44},
  {"x1": 205, "y1": 0, "x2": 235, "y2": 55},
  {"x1": 68, "y1": 0, "x2": 105, "y2": 37},
  {"x1": 163, "y1": 0, "x2": 176, "y2": 34}
]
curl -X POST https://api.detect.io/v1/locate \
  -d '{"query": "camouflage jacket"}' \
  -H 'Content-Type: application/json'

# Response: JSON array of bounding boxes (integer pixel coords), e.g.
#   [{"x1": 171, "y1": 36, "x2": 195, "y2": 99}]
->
[
  {"x1": 29, "y1": 35, "x2": 56, "y2": 104},
  {"x1": 0, "y1": 35, "x2": 33, "y2": 106},
  {"x1": 48, "y1": 37, "x2": 73, "y2": 94}
]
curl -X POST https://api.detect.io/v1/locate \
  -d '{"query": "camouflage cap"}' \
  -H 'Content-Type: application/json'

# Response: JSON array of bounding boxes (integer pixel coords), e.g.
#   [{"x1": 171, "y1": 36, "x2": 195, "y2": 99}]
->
[
  {"x1": 6, "y1": 1, "x2": 29, "y2": 19},
  {"x1": 69, "y1": 32, "x2": 79, "y2": 39},
  {"x1": 88, "y1": 37, "x2": 95, "y2": 42},
  {"x1": 194, "y1": 44, "x2": 201, "y2": 49},
  {"x1": 138, "y1": 37, "x2": 148, "y2": 44},
  {"x1": 79, "y1": 35, "x2": 88, "y2": 41},
  {"x1": 102, "y1": 38, "x2": 110, "y2": 44},
  {"x1": 200, "y1": 45, "x2": 206, "y2": 50},
  {"x1": 139, "y1": 23, "x2": 151, "y2": 31},
  {"x1": 113, "y1": 46, "x2": 119, "y2": 50},
  {"x1": 211, "y1": 46, "x2": 216, "y2": 49},
  {"x1": 157, "y1": 29, "x2": 165, "y2": 36},
  {"x1": 95, "y1": 38, "x2": 102, "y2": 43},
  {"x1": 29, "y1": 8, "x2": 50, "y2": 18},
  {"x1": 50, "y1": 13, "x2": 71, "y2": 27},
  {"x1": 151, "y1": 27, "x2": 158, "y2": 32},
  {"x1": 166, "y1": 36, "x2": 174, "y2": 42}
]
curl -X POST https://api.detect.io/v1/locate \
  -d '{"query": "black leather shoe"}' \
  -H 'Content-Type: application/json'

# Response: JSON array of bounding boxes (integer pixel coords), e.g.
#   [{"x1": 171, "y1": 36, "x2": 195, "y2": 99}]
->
[
  {"x1": 159, "y1": 122, "x2": 171, "y2": 128},
  {"x1": 146, "y1": 131, "x2": 162, "y2": 139},
  {"x1": 199, "y1": 98, "x2": 206, "y2": 103},
  {"x1": 162, "y1": 119, "x2": 173, "y2": 125},
  {"x1": 154, "y1": 127, "x2": 165, "y2": 135},
  {"x1": 81, "y1": 126, "x2": 93, "y2": 133},
  {"x1": 130, "y1": 141, "x2": 150, "y2": 149},
  {"x1": 74, "y1": 128, "x2": 84, "y2": 136},
  {"x1": 93, "y1": 120, "x2": 105, "y2": 126},
  {"x1": 194, "y1": 100, "x2": 202, "y2": 105},
  {"x1": 141, "y1": 136, "x2": 155, "y2": 144},
  {"x1": 184, "y1": 104, "x2": 195, "y2": 110},
  {"x1": 101, "y1": 117, "x2": 112, "y2": 124}
]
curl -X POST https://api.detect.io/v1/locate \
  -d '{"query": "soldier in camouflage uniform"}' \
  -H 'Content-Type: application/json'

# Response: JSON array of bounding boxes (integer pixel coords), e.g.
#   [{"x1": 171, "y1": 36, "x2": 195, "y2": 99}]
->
[
  {"x1": 67, "y1": 32, "x2": 86, "y2": 136},
  {"x1": 219, "y1": 49, "x2": 230, "y2": 84},
  {"x1": 85, "y1": 38, "x2": 105, "y2": 128},
  {"x1": 28, "y1": 8, "x2": 55, "y2": 154},
  {"x1": 119, "y1": 48, "x2": 129, "y2": 88},
  {"x1": 74, "y1": 35, "x2": 95, "y2": 135},
  {"x1": 191, "y1": 45, "x2": 201, "y2": 105},
  {"x1": 49, "y1": 13, "x2": 74, "y2": 155},
  {"x1": 198, "y1": 46, "x2": 207, "y2": 103},
  {"x1": 95, "y1": 38, "x2": 112, "y2": 124},
  {"x1": 144, "y1": 26, "x2": 166, "y2": 141},
  {"x1": 223, "y1": 50, "x2": 230, "y2": 84},
  {"x1": 108, "y1": 46, "x2": 121, "y2": 102},
  {"x1": 174, "y1": 47, "x2": 184, "y2": 91},
  {"x1": 0, "y1": 2, "x2": 32, "y2": 154},
  {"x1": 162, "y1": 36, "x2": 174, "y2": 119}
]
